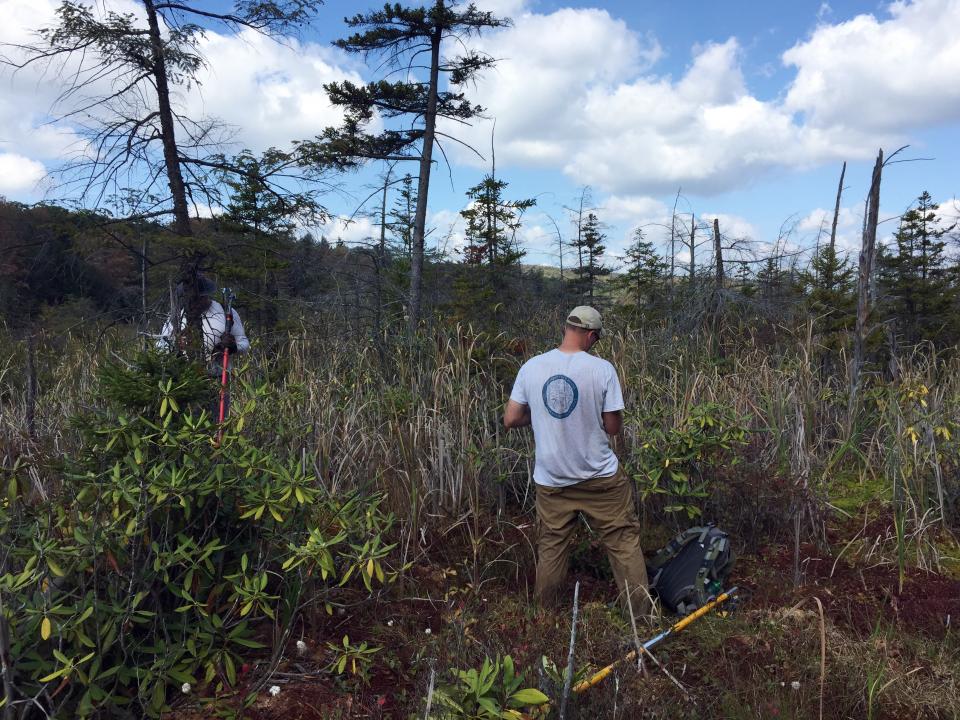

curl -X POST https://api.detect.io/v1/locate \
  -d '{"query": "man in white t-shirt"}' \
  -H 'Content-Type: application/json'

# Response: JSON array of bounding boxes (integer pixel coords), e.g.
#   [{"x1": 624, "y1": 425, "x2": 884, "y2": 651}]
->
[{"x1": 504, "y1": 306, "x2": 648, "y2": 614}]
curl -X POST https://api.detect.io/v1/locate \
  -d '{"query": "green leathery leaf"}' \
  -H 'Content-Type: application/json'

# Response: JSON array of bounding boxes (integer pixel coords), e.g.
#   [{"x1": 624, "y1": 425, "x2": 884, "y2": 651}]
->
[{"x1": 508, "y1": 688, "x2": 550, "y2": 706}]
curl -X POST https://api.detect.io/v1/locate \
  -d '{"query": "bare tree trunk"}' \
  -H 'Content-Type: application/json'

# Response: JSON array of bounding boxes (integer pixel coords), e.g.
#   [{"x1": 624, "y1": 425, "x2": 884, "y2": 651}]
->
[
  {"x1": 26, "y1": 331, "x2": 36, "y2": 440},
  {"x1": 488, "y1": 125, "x2": 497, "y2": 267},
  {"x1": 669, "y1": 189, "x2": 680, "y2": 301},
  {"x1": 713, "y1": 217, "x2": 724, "y2": 288},
  {"x1": 828, "y1": 162, "x2": 846, "y2": 256},
  {"x1": 141, "y1": 232, "x2": 149, "y2": 329},
  {"x1": 575, "y1": 190, "x2": 586, "y2": 303},
  {"x1": 849, "y1": 150, "x2": 883, "y2": 426},
  {"x1": 712, "y1": 218, "x2": 725, "y2": 355},
  {"x1": 375, "y1": 164, "x2": 394, "y2": 345},
  {"x1": 145, "y1": 0, "x2": 209, "y2": 357},
  {"x1": 826, "y1": 161, "x2": 846, "y2": 293},
  {"x1": 556, "y1": 220, "x2": 564, "y2": 308},
  {"x1": 688, "y1": 213, "x2": 696, "y2": 287},
  {"x1": 144, "y1": 0, "x2": 191, "y2": 238},
  {"x1": 408, "y1": 21, "x2": 442, "y2": 334}
]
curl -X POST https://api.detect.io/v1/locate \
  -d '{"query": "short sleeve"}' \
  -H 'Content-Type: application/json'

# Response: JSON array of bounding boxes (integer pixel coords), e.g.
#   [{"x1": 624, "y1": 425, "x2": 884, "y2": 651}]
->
[
  {"x1": 602, "y1": 363, "x2": 625, "y2": 412},
  {"x1": 509, "y1": 363, "x2": 529, "y2": 405}
]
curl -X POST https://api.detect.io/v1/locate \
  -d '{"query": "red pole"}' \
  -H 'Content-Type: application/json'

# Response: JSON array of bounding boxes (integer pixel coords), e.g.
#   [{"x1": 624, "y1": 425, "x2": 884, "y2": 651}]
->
[
  {"x1": 214, "y1": 289, "x2": 235, "y2": 447},
  {"x1": 215, "y1": 346, "x2": 230, "y2": 446}
]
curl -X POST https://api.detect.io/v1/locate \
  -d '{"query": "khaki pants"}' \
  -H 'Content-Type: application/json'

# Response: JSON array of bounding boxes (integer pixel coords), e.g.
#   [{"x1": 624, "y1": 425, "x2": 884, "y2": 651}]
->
[{"x1": 535, "y1": 467, "x2": 649, "y2": 615}]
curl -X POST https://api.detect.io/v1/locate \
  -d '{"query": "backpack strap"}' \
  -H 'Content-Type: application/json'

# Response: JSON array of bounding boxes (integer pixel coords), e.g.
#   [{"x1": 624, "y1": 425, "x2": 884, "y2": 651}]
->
[{"x1": 694, "y1": 532, "x2": 729, "y2": 602}]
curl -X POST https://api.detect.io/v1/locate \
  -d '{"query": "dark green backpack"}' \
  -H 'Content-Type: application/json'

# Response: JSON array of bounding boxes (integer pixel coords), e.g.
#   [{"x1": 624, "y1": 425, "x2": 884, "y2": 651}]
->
[{"x1": 647, "y1": 525, "x2": 735, "y2": 616}]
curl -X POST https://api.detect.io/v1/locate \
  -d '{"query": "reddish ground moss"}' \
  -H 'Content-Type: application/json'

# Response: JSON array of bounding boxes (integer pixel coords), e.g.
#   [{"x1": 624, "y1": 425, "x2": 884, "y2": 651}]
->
[{"x1": 171, "y1": 513, "x2": 959, "y2": 719}]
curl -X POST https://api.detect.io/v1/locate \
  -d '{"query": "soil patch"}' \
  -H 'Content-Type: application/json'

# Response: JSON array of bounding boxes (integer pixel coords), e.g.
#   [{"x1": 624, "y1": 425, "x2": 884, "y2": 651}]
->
[{"x1": 739, "y1": 542, "x2": 959, "y2": 636}]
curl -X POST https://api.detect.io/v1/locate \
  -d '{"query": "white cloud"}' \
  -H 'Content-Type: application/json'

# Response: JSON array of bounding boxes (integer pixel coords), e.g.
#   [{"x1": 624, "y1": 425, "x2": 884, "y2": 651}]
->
[
  {"x1": 0, "y1": 0, "x2": 102, "y2": 176},
  {"x1": 798, "y1": 206, "x2": 858, "y2": 233},
  {"x1": 447, "y1": 0, "x2": 960, "y2": 197},
  {"x1": 701, "y1": 213, "x2": 758, "y2": 242},
  {"x1": 446, "y1": 8, "x2": 661, "y2": 169},
  {"x1": 936, "y1": 197, "x2": 960, "y2": 228},
  {"x1": 451, "y1": 14, "x2": 867, "y2": 195},
  {"x1": 1, "y1": 0, "x2": 63, "y2": 46},
  {"x1": 5, "y1": 0, "x2": 960, "y2": 219},
  {"x1": 191, "y1": 201, "x2": 219, "y2": 219},
  {"x1": 314, "y1": 215, "x2": 377, "y2": 246},
  {"x1": 183, "y1": 29, "x2": 362, "y2": 154},
  {"x1": 601, "y1": 195, "x2": 670, "y2": 224},
  {"x1": 792, "y1": 205, "x2": 869, "y2": 253},
  {"x1": 312, "y1": 209, "x2": 472, "y2": 253},
  {"x1": 515, "y1": 219, "x2": 563, "y2": 261},
  {"x1": 472, "y1": 0, "x2": 531, "y2": 18},
  {"x1": 0, "y1": 152, "x2": 46, "y2": 194},
  {"x1": 783, "y1": 0, "x2": 960, "y2": 132},
  {"x1": 426, "y1": 208, "x2": 466, "y2": 256}
]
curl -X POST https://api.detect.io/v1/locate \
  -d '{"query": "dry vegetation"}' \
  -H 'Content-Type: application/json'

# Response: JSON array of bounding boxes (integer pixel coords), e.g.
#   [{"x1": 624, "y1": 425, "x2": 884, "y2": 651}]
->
[{"x1": 1, "y1": 315, "x2": 958, "y2": 719}]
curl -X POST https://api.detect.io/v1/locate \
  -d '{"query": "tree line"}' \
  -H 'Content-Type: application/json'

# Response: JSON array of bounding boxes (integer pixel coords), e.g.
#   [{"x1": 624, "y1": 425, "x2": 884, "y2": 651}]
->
[{"x1": 2, "y1": 2, "x2": 959, "y2": 361}]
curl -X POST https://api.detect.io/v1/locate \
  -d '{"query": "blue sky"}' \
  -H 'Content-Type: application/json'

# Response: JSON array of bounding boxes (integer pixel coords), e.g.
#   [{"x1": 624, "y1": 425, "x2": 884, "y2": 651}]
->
[{"x1": 2, "y1": 0, "x2": 959, "y2": 268}]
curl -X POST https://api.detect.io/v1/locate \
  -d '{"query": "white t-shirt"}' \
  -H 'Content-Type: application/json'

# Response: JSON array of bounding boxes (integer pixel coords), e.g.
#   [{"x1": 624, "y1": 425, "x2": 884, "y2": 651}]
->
[
  {"x1": 509, "y1": 348, "x2": 625, "y2": 487},
  {"x1": 157, "y1": 300, "x2": 250, "y2": 354}
]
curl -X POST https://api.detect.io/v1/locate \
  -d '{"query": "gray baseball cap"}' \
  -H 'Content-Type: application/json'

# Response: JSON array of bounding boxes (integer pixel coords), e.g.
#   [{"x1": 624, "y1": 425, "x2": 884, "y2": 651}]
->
[{"x1": 566, "y1": 305, "x2": 602, "y2": 330}]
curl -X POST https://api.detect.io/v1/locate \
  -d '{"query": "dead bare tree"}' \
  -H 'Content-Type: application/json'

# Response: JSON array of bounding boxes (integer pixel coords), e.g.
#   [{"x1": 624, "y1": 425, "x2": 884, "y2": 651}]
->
[
  {"x1": 3, "y1": 1, "x2": 327, "y2": 349},
  {"x1": 829, "y1": 161, "x2": 847, "y2": 258},
  {"x1": 3, "y1": 1, "x2": 325, "y2": 234},
  {"x1": 689, "y1": 213, "x2": 696, "y2": 285},
  {"x1": 848, "y1": 150, "x2": 884, "y2": 425},
  {"x1": 674, "y1": 213, "x2": 712, "y2": 296},
  {"x1": 565, "y1": 186, "x2": 595, "y2": 303},
  {"x1": 669, "y1": 187, "x2": 681, "y2": 300},
  {"x1": 713, "y1": 217, "x2": 725, "y2": 289}
]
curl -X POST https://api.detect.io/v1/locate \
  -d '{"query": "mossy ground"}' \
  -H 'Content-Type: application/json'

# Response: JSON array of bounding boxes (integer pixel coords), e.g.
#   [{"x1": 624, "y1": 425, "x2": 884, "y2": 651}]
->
[{"x1": 170, "y1": 508, "x2": 959, "y2": 720}]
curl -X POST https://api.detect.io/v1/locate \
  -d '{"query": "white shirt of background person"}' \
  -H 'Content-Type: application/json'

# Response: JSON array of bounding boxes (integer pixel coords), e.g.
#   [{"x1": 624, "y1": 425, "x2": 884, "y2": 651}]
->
[{"x1": 157, "y1": 299, "x2": 250, "y2": 355}]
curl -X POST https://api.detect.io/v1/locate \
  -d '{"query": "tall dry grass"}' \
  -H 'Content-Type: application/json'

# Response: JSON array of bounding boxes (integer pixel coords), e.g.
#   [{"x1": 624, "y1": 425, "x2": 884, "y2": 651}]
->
[{"x1": 2, "y1": 319, "x2": 958, "y2": 570}]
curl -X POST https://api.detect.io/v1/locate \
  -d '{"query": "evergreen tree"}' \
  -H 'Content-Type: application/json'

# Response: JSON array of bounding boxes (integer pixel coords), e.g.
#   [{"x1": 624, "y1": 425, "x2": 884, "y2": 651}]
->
[
  {"x1": 800, "y1": 244, "x2": 856, "y2": 364},
  {"x1": 734, "y1": 261, "x2": 756, "y2": 298},
  {"x1": 317, "y1": 1, "x2": 509, "y2": 332},
  {"x1": 569, "y1": 213, "x2": 611, "y2": 303},
  {"x1": 755, "y1": 256, "x2": 801, "y2": 303},
  {"x1": 613, "y1": 227, "x2": 667, "y2": 319},
  {"x1": 459, "y1": 175, "x2": 535, "y2": 268},
  {"x1": 388, "y1": 174, "x2": 418, "y2": 258},
  {"x1": 878, "y1": 191, "x2": 957, "y2": 346},
  {"x1": 452, "y1": 175, "x2": 534, "y2": 324},
  {"x1": 384, "y1": 173, "x2": 442, "y2": 309},
  {"x1": 222, "y1": 149, "x2": 321, "y2": 236}
]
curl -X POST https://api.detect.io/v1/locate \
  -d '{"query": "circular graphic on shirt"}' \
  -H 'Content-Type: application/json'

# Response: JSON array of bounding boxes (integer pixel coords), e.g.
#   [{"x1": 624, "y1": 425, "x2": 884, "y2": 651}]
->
[{"x1": 542, "y1": 374, "x2": 579, "y2": 419}]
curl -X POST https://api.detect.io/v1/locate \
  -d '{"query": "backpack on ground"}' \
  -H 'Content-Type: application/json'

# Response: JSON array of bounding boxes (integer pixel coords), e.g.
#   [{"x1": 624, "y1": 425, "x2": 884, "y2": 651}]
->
[{"x1": 647, "y1": 525, "x2": 735, "y2": 616}]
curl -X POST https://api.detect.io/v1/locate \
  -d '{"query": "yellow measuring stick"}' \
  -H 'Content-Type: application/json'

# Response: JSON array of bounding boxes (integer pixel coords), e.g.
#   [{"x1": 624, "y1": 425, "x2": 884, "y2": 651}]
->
[{"x1": 572, "y1": 587, "x2": 738, "y2": 694}]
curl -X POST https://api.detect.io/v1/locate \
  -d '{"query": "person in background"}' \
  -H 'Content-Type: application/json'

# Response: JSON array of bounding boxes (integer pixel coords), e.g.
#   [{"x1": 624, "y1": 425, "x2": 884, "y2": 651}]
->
[
  {"x1": 157, "y1": 275, "x2": 249, "y2": 358},
  {"x1": 503, "y1": 305, "x2": 648, "y2": 615}
]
